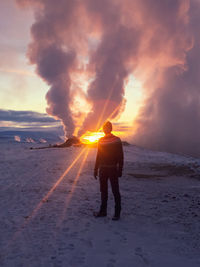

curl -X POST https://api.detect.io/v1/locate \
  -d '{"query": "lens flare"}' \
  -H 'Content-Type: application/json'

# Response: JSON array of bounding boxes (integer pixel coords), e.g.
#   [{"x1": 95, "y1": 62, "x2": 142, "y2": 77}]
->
[
  {"x1": 57, "y1": 148, "x2": 90, "y2": 227},
  {"x1": 80, "y1": 130, "x2": 124, "y2": 144},
  {"x1": 80, "y1": 131, "x2": 104, "y2": 144}
]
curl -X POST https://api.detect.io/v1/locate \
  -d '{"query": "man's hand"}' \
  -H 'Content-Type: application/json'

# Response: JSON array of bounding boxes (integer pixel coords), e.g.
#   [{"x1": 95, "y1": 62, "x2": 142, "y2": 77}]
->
[
  {"x1": 94, "y1": 169, "x2": 98, "y2": 179},
  {"x1": 118, "y1": 168, "x2": 122, "y2": 178}
]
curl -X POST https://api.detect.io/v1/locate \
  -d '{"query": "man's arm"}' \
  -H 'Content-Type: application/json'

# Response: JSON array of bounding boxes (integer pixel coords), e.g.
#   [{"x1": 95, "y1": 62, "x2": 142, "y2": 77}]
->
[
  {"x1": 94, "y1": 143, "x2": 100, "y2": 179},
  {"x1": 118, "y1": 139, "x2": 124, "y2": 177}
]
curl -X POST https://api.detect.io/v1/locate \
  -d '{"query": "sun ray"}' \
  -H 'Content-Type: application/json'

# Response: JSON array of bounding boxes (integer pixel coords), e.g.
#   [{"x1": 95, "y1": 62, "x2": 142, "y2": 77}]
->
[
  {"x1": 56, "y1": 148, "x2": 90, "y2": 227},
  {"x1": 92, "y1": 81, "x2": 124, "y2": 135},
  {"x1": 80, "y1": 131, "x2": 104, "y2": 144},
  {"x1": 26, "y1": 147, "x2": 87, "y2": 220},
  {"x1": 95, "y1": 87, "x2": 115, "y2": 131},
  {"x1": 106, "y1": 103, "x2": 121, "y2": 121},
  {"x1": 6, "y1": 147, "x2": 87, "y2": 249},
  {"x1": 80, "y1": 102, "x2": 123, "y2": 145}
]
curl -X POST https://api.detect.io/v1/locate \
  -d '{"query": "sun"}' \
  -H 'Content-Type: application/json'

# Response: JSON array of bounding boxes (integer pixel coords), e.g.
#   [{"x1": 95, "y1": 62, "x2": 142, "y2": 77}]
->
[
  {"x1": 80, "y1": 131, "x2": 104, "y2": 144},
  {"x1": 80, "y1": 130, "x2": 125, "y2": 144}
]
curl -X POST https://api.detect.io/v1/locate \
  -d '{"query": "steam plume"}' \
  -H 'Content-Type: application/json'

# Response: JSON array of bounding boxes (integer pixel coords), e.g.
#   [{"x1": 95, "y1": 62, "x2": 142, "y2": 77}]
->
[
  {"x1": 17, "y1": 0, "x2": 139, "y2": 137},
  {"x1": 16, "y1": 0, "x2": 79, "y2": 136},
  {"x1": 78, "y1": 0, "x2": 140, "y2": 135},
  {"x1": 17, "y1": 0, "x2": 200, "y2": 156},
  {"x1": 131, "y1": 0, "x2": 200, "y2": 156}
]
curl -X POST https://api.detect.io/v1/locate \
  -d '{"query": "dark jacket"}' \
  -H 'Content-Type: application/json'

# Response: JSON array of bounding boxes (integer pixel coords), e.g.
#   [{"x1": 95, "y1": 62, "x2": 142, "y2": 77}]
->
[{"x1": 94, "y1": 133, "x2": 124, "y2": 172}]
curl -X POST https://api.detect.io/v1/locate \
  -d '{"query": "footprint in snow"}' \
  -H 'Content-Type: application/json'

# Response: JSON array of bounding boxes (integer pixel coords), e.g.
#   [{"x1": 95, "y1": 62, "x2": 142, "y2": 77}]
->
[
  {"x1": 120, "y1": 236, "x2": 127, "y2": 243},
  {"x1": 80, "y1": 238, "x2": 93, "y2": 248},
  {"x1": 135, "y1": 247, "x2": 150, "y2": 265},
  {"x1": 62, "y1": 227, "x2": 69, "y2": 232},
  {"x1": 85, "y1": 222, "x2": 90, "y2": 227},
  {"x1": 106, "y1": 258, "x2": 116, "y2": 267},
  {"x1": 67, "y1": 243, "x2": 75, "y2": 250},
  {"x1": 70, "y1": 231, "x2": 78, "y2": 238},
  {"x1": 69, "y1": 254, "x2": 85, "y2": 265}
]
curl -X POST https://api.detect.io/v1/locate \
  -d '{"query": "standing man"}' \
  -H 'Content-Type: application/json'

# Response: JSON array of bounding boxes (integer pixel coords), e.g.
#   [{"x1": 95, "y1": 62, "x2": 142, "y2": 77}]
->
[{"x1": 93, "y1": 121, "x2": 124, "y2": 221}]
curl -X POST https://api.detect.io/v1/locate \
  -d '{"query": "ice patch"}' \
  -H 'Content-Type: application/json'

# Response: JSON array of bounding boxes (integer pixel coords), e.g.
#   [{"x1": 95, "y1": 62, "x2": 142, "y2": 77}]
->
[
  {"x1": 26, "y1": 137, "x2": 35, "y2": 143},
  {"x1": 39, "y1": 138, "x2": 47, "y2": 143},
  {"x1": 14, "y1": 135, "x2": 21, "y2": 142}
]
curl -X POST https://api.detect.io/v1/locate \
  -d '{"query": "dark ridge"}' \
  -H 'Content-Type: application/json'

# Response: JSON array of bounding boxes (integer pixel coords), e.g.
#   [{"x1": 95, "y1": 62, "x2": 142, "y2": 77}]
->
[{"x1": 30, "y1": 137, "x2": 130, "y2": 149}]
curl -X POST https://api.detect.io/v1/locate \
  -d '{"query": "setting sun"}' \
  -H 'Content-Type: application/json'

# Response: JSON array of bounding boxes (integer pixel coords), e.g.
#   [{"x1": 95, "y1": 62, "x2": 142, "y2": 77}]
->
[
  {"x1": 80, "y1": 130, "x2": 124, "y2": 144},
  {"x1": 80, "y1": 131, "x2": 105, "y2": 144}
]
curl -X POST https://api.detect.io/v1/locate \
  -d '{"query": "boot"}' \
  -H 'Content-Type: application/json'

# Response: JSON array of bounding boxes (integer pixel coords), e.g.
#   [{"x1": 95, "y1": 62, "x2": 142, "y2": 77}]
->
[
  {"x1": 112, "y1": 207, "x2": 120, "y2": 221},
  {"x1": 112, "y1": 214, "x2": 120, "y2": 221},
  {"x1": 93, "y1": 211, "x2": 107, "y2": 217}
]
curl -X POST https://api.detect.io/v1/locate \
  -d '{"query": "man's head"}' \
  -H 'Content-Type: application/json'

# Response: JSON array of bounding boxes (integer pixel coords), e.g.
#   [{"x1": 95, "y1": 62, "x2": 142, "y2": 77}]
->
[{"x1": 103, "y1": 121, "x2": 112, "y2": 134}]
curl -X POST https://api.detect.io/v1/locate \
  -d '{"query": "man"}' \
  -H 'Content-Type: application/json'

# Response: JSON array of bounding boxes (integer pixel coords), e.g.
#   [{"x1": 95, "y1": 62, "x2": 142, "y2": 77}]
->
[{"x1": 93, "y1": 121, "x2": 124, "y2": 220}]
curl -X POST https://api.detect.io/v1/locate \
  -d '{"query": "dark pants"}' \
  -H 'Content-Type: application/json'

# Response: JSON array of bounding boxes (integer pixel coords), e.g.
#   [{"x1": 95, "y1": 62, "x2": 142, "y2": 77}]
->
[{"x1": 99, "y1": 167, "x2": 121, "y2": 216}]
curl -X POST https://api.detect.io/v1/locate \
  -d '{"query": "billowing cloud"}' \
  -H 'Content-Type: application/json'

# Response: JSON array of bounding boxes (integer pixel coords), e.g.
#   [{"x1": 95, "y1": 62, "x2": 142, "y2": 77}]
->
[
  {"x1": 16, "y1": 0, "x2": 134, "y2": 137},
  {"x1": 131, "y1": 0, "x2": 200, "y2": 156},
  {"x1": 16, "y1": 0, "x2": 200, "y2": 156}
]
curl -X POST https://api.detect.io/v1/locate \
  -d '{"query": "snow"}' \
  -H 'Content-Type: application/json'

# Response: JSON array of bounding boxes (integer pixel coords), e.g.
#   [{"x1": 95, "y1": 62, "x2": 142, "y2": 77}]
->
[
  {"x1": 14, "y1": 136, "x2": 21, "y2": 142},
  {"x1": 0, "y1": 141, "x2": 200, "y2": 267}
]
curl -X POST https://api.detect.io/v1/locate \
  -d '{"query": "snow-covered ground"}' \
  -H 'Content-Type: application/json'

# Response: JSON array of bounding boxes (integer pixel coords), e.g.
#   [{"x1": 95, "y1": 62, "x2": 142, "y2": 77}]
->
[{"x1": 0, "y1": 141, "x2": 200, "y2": 267}]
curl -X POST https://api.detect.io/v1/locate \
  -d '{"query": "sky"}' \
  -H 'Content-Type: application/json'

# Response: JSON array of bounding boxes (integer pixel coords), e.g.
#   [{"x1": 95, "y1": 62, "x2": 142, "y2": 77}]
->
[
  {"x1": 0, "y1": 0, "x2": 142, "y2": 132},
  {"x1": 1, "y1": 0, "x2": 200, "y2": 157},
  {"x1": 0, "y1": 1, "x2": 48, "y2": 113}
]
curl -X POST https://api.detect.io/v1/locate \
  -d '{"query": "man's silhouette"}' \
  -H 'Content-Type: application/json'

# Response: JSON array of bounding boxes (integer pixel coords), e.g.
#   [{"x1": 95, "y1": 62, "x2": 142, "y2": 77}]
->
[{"x1": 93, "y1": 121, "x2": 124, "y2": 220}]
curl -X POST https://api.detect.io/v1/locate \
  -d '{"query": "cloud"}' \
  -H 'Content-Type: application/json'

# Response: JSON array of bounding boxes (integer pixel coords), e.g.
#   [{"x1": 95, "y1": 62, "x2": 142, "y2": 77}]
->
[
  {"x1": 0, "y1": 109, "x2": 59, "y2": 125},
  {"x1": 0, "y1": 68, "x2": 36, "y2": 77}
]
